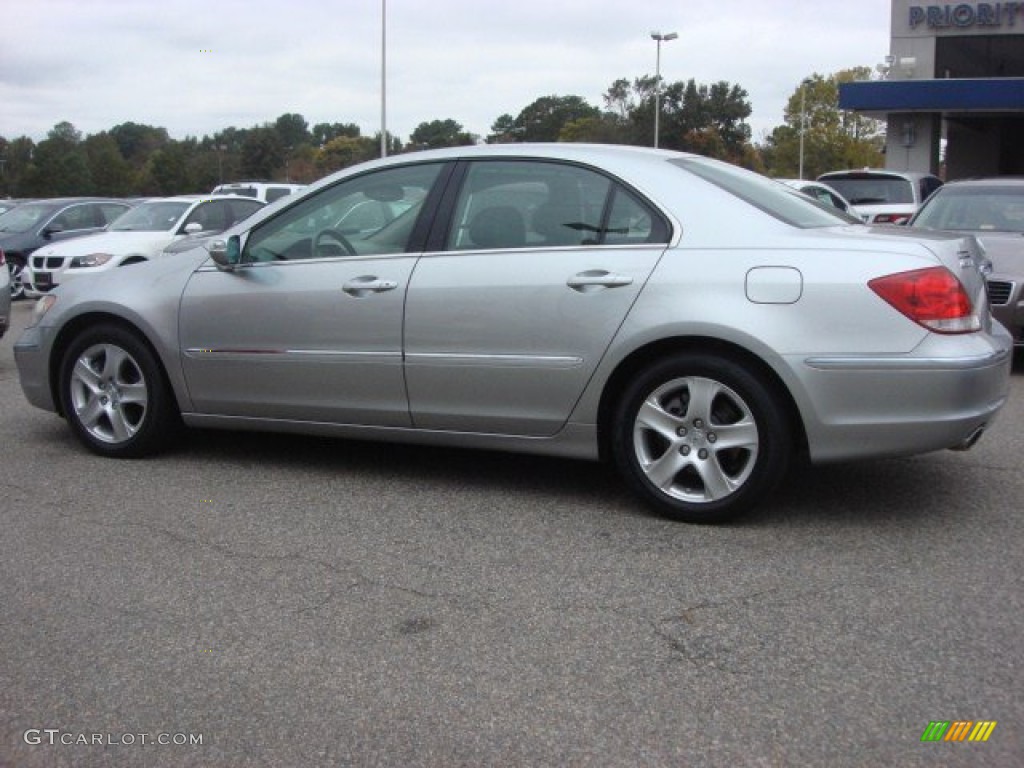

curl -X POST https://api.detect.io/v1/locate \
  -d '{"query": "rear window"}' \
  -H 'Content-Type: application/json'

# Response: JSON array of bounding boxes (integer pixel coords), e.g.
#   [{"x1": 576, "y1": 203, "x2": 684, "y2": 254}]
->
[
  {"x1": 672, "y1": 158, "x2": 856, "y2": 228},
  {"x1": 820, "y1": 175, "x2": 915, "y2": 205},
  {"x1": 912, "y1": 186, "x2": 1024, "y2": 233}
]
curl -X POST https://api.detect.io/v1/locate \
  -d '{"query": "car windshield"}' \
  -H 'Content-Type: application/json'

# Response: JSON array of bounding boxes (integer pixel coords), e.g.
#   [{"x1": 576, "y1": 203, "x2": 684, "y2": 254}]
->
[
  {"x1": 0, "y1": 202, "x2": 54, "y2": 233},
  {"x1": 110, "y1": 201, "x2": 190, "y2": 232},
  {"x1": 821, "y1": 176, "x2": 914, "y2": 205},
  {"x1": 911, "y1": 187, "x2": 1024, "y2": 233},
  {"x1": 673, "y1": 158, "x2": 857, "y2": 228}
]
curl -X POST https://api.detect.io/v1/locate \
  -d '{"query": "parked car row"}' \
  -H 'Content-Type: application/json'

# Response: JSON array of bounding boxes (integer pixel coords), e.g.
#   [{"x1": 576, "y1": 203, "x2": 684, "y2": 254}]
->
[
  {"x1": 21, "y1": 195, "x2": 265, "y2": 298},
  {"x1": 1, "y1": 186, "x2": 274, "y2": 301},
  {"x1": 13, "y1": 144, "x2": 1013, "y2": 525}
]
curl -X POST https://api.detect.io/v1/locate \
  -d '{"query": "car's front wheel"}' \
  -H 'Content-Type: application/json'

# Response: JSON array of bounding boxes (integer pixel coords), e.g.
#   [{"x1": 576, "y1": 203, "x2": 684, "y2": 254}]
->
[
  {"x1": 8, "y1": 257, "x2": 25, "y2": 301},
  {"x1": 611, "y1": 354, "x2": 792, "y2": 524},
  {"x1": 59, "y1": 324, "x2": 180, "y2": 457}
]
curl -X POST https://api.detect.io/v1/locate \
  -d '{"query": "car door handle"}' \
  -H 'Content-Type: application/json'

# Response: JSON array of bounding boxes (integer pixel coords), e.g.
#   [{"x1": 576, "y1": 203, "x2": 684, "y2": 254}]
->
[
  {"x1": 342, "y1": 276, "x2": 399, "y2": 297},
  {"x1": 566, "y1": 270, "x2": 634, "y2": 292}
]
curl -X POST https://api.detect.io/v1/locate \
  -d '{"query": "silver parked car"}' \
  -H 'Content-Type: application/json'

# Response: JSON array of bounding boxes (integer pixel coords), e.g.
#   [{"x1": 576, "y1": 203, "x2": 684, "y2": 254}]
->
[
  {"x1": 14, "y1": 145, "x2": 1012, "y2": 523},
  {"x1": 908, "y1": 177, "x2": 1024, "y2": 348}
]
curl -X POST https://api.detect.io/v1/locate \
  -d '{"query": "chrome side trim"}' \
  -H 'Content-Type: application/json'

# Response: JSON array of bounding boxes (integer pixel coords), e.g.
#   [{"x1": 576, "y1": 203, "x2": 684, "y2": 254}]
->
[
  {"x1": 184, "y1": 348, "x2": 402, "y2": 361},
  {"x1": 405, "y1": 352, "x2": 584, "y2": 368},
  {"x1": 805, "y1": 349, "x2": 1009, "y2": 372}
]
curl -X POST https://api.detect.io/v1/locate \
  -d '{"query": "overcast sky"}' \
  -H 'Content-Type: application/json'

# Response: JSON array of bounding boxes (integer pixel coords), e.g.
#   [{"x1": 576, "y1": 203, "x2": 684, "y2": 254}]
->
[{"x1": 2, "y1": 0, "x2": 893, "y2": 145}]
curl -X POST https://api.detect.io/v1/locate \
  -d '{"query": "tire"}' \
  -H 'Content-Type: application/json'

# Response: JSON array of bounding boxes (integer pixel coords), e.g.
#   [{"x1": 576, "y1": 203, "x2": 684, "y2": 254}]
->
[
  {"x1": 58, "y1": 324, "x2": 181, "y2": 458},
  {"x1": 611, "y1": 354, "x2": 792, "y2": 524},
  {"x1": 8, "y1": 257, "x2": 25, "y2": 301}
]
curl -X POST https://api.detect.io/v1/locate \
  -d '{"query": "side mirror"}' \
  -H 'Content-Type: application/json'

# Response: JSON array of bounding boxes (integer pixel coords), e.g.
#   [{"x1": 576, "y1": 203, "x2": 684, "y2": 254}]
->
[
  {"x1": 208, "y1": 235, "x2": 242, "y2": 270},
  {"x1": 184, "y1": 221, "x2": 204, "y2": 235},
  {"x1": 41, "y1": 225, "x2": 63, "y2": 239}
]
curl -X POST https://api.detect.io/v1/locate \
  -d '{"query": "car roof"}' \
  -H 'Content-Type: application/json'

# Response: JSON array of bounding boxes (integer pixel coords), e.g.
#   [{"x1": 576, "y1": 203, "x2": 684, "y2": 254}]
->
[
  {"x1": 818, "y1": 168, "x2": 940, "y2": 181},
  {"x1": 937, "y1": 177, "x2": 1024, "y2": 188}
]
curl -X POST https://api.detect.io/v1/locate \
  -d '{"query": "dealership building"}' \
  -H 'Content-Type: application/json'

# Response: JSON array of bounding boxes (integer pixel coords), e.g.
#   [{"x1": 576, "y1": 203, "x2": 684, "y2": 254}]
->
[{"x1": 840, "y1": 1, "x2": 1024, "y2": 178}]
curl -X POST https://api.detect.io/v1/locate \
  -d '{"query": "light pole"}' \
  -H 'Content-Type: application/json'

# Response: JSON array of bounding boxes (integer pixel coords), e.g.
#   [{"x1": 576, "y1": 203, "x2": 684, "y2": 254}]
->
[
  {"x1": 798, "y1": 78, "x2": 812, "y2": 179},
  {"x1": 650, "y1": 31, "x2": 678, "y2": 149},
  {"x1": 380, "y1": 0, "x2": 388, "y2": 158}
]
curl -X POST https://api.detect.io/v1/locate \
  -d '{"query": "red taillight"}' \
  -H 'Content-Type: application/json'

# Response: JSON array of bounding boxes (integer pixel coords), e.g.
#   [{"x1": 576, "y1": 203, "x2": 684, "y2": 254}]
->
[
  {"x1": 873, "y1": 213, "x2": 911, "y2": 225},
  {"x1": 868, "y1": 267, "x2": 980, "y2": 334},
  {"x1": 0, "y1": 248, "x2": 5, "y2": 266}
]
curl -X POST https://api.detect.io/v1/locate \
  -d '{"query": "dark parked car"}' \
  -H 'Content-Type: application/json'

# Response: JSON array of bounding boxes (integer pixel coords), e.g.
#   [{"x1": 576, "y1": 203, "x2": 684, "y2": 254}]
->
[
  {"x1": 909, "y1": 178, "x2": 1024, "y2": 347},
  {"x1": 0, "y1": 198, "x2": 133, "y2": 300}
]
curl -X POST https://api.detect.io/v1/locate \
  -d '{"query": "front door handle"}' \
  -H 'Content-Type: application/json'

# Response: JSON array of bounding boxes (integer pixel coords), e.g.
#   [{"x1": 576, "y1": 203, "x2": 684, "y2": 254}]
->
[
  {"x1": 566, "y1": 270, "x2": 634, "y2": 292},
  {"x1": 343, "y1": 276, "x2": 399, "y2": 297}
]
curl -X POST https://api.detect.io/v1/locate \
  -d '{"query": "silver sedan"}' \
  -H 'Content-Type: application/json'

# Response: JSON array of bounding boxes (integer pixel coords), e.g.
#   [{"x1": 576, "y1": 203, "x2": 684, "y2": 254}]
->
[{"x1": 14, "y1": 145, "x2": 1013, "y2": 523}]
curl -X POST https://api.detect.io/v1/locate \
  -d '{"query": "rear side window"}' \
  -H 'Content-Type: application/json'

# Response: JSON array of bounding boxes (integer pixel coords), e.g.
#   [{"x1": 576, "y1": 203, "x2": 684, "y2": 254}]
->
[
  {"x1": 676, "y1": 158, "x2": 851, "y2": 228},
  {"x1": 445, "y1": 160, "x2": 668, "y2": 251}
]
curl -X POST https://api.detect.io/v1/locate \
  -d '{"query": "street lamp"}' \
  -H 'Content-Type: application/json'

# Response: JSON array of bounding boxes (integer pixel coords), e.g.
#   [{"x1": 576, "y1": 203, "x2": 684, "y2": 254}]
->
[
  {"x1": 798, "y1": 78, "x2": 812, "y2": 179},
  {"x1": 650, "y1": 31, "x2": 678, "y2": 149},
  {"x1": 380, "y1": 0, "x2": 388, "y2": 158}
]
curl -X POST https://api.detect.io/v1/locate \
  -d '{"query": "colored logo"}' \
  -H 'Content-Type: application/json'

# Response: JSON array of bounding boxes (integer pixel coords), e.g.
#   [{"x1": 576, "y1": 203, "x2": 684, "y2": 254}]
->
[{"x1": 921, "y1": 720, "x2": 997, "y2": 742}]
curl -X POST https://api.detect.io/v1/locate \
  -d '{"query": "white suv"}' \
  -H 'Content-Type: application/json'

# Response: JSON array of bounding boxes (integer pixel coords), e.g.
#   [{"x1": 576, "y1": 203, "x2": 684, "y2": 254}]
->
[
  {"x1": 817, "y1": 169, "x2": 943, "y2": 225},
  {"x1": 211, "y1": 181, "x2": 305, "y2": 203}
]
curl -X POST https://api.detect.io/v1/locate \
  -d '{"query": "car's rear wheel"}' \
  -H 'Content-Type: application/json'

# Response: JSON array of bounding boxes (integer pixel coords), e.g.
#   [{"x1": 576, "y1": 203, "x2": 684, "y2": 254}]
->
[
  {"x1": 59, "y1": 324, "x2": 180, "y2": 457},
  {"x1": 611, "y1": 354, "x2": 792, "y2": 524}
]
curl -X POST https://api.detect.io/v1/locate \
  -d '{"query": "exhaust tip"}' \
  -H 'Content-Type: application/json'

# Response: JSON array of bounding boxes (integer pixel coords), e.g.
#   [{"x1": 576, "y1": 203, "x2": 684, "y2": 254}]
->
[{"x1": 950, "y1": 426, "x2": 986, "y2": 452}]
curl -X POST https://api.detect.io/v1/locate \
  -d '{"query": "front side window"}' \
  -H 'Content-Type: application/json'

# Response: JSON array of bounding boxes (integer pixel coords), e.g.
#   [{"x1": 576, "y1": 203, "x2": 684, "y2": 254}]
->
[
  {"x1": 111, "y1": 202, "x2": 190, "y2": 232},
  {"x1": 445, "y1": 160, "x2": 666, "y2": 251},
  {"x1": 50, "y1": 205, "x2": 99, "y2": 232},
  {"x1": 243, "y1": 163, "x2": 441, "y2": 262}
]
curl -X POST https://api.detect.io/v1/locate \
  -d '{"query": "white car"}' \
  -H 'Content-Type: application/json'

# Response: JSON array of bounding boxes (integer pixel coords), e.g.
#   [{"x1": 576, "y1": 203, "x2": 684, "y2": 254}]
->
[
  {"x1": 776, "y1": 179, "x2": 862, "y2": 220},
  {"x1": 22, "y1": 195, "x2": 265, "y2": 298},
  {"x1": 817, "y1": 169, "x2": 943, "y2": 225}
]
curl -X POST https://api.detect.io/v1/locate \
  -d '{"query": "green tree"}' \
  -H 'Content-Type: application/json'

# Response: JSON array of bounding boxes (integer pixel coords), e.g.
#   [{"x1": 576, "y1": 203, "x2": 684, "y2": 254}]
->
[
  {"x1": 760, "y1": 69, "x2": 884, "y2": 178},
  {"x1": 84, "y1": 133, "x2": 134, "y2": 196},
  {"x1": 109, "y1": 122, "x2": 170, "y2": 169},
  {"x1": 22, "y1": 122, "x2": 93, "y2": 195},
  {"x1": 274, "y1": 113, "x2": 311, "y2": 149},
  {"x1": 240, "y1": 126, "x2": 284, "y2": 179},
  {"x1": 148, "y1": 142, "x2": 192, "y2": 194},
  {"x1": 408, "y1": 119, "x2": 475, "y2": 149},
  {"x1": 315, "y1": 135, "x2": 377, "y2": 174},
  {"x1": 503, "y1": 95, "x2": 601, "y2": 142},
  {"x1": 312, "y1": 122, "x2": 361, "y2": 147}
]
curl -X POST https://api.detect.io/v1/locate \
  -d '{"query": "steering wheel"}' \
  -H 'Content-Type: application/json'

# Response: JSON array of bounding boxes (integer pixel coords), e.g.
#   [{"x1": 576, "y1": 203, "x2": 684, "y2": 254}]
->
[{"x1": 313, "y1": 228, "x2": 357, "y2": 257}]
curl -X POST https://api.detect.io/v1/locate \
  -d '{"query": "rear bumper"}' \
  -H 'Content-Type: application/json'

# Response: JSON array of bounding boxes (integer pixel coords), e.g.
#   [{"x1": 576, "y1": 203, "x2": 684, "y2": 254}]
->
[{"x1": 795, "y1": 331, "x2": 1013, "y2": 462}]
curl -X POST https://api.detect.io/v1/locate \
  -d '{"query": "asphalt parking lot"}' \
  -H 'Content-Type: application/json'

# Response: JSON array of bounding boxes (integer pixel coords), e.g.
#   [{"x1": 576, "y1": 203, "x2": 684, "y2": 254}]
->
[{"x1": 1, "y1": 299, "x2": 1022, "y2": 767}]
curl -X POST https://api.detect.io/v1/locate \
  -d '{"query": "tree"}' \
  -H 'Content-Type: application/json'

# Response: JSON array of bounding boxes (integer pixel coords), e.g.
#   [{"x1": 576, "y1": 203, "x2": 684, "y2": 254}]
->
[
  {"x1": 315, "y1": 135, "x2": 377, "y2": 174},
  {"x1": 274, "y1": 113, "x2": 311, "y2": 149},
  {"x1": 84, "y1": 133, "x2": 134, "y2": 196},
  {"x1": 21, "y1": 122, "x2": 92, "y2": 195},
  {"x1": 503, "y1": 95, "x2": 601, "y2": 142},
  {"x1": 486, "y1": 114, "x2": 517, "y2": 143},
  {"x1": 408, "y1": 119, "x2": 475, "y2": 149},
  {"x1": 109, "y1": 122, "x2": 170, "y2": 168},
  {"x1": 240, "y1": 126, "x2": 284, "y2": 179},
  {"x1": 601, "y1": 76, "x2": 753, "y2": 161},
  {"x1": 312, "y1": 122, "x2": 361, "y2": 147},
  {"x1": 148, "y1": 142, "x2": 192, "y2": 194},
  {"x1": 760, "y1": 69, "x2": 884, "y2": 178}
]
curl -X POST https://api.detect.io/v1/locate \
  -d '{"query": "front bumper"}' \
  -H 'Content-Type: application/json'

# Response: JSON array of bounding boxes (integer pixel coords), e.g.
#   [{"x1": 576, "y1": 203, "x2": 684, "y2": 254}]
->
[{"x1": 14, "y1": 323, "x2": 57, "y2": 413}]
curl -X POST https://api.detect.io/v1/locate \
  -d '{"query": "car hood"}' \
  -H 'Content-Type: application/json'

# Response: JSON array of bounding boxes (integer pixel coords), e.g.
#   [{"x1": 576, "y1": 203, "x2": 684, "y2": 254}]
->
[{"x1": 30, "y1": 230, "x2": 178, "y2": 258}]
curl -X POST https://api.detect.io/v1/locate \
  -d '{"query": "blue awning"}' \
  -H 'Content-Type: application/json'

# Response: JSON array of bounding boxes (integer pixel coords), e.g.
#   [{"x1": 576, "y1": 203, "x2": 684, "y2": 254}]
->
[{"x1": 839, "y1": 78, "x2": 1024, "y2": 113}]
